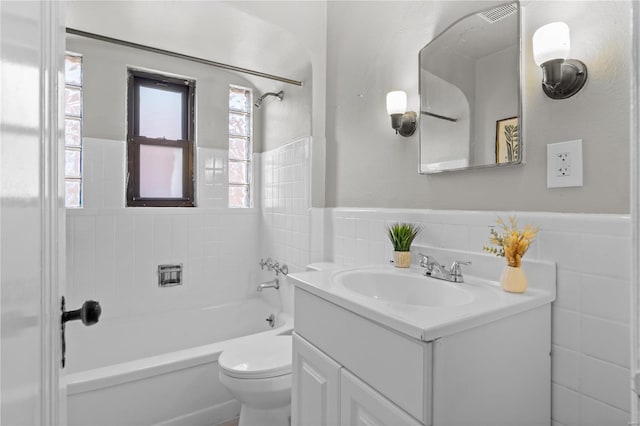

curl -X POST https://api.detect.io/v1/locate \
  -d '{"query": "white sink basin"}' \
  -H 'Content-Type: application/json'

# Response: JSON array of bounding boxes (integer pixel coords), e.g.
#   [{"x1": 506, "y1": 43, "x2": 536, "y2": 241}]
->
[
  {"x1": 333, "y1": 268, "x2": 474, "y2": 307},
  {"x1": 291, "y1": 259, "x2": 556, "y2": 341}
]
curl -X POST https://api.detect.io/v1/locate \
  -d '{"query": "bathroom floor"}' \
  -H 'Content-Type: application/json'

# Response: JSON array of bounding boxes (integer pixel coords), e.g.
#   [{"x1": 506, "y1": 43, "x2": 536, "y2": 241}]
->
[{"x1": 216, "y1": 418, "x2": 239, "y2": 426}]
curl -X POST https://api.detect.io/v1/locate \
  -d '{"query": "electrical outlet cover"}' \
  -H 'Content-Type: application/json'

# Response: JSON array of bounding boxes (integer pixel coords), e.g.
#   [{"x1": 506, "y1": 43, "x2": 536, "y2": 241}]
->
[{"x1": 547, "y1": 139, "x2": 583, "y2": 188}]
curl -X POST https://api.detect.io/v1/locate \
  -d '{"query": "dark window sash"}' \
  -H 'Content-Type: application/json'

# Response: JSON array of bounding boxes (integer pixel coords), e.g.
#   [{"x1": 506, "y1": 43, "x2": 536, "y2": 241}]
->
[{"x1": 127, "y1": 70, "x2": 195, "y2": 207}]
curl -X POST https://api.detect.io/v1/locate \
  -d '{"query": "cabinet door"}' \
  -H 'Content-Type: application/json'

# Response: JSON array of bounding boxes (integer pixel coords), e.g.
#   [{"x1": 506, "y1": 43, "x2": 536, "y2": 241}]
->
[
  {"x1": 292, "y1": 333, "x2": 341, "y2": 426},
  {"x1": 340, "y1": 370, "x2": 423, "y2": 426}
]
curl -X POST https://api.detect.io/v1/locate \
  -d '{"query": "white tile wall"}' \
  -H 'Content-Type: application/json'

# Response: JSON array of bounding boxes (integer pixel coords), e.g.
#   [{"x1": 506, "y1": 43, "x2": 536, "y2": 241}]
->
[
  {"x1": 82, "y1": 138, "x2": 125, "y2": 208},
  {"x1": 69, "y1": 135, "x2": 310, "y2": 320},
  {"x1": 325, "y1": 208, "x2": 631, "y2": 425},
  {"x1": 197, "y1": 147, "x2": 230, "y2": 208},
  {"x1": 67, "y1": 209, "x2": 260, "y2": 320},
  {"x1": 67, "y1": 138, "x2": 259, "y2": 318},
  {"x1": 258, "y1": 138, "x2": 311, "y2": 316},
  {"x1": 260, "y1": 138, "x2": 311, "y2": 274}
]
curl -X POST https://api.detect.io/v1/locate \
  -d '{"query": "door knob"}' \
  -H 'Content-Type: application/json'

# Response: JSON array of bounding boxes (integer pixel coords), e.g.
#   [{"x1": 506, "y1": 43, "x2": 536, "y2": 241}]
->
[
  {"x1": 61, "y1": 297, "x2": 101, "y2": 368},
  {"x1": 62, "y1": 299, "x2": 101, "y2": 326}
]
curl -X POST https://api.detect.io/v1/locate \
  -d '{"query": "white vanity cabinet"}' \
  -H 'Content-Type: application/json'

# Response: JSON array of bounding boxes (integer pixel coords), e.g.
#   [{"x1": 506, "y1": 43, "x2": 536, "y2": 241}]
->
[
  {"x1": 292, "y1": 334, "x2": 423, "y2": 426},
  {"x1": 340, "y1": 369, "x2": 423, "y2": 426},
  {"x1": 293, "y1": 287, "x2": 431, "y2": 425},
  {"x1": 292, "y1": 333, "x2": 341, "y2": 426},
  {"x1": 292, "y1": 285, "x2": 551, "y2": 426}
]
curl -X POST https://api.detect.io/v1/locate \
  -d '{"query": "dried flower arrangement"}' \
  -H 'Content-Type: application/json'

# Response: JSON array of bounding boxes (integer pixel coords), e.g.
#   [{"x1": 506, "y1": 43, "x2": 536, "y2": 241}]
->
[{"x1": 483, "y1": 216, "x2": 539, "y2": 268}]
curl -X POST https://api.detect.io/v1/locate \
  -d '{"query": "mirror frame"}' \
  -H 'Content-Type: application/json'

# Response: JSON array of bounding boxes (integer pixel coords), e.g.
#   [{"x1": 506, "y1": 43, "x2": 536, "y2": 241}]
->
[{"x1": 418, "y1": 1, "x2": 523, "y2": 174}]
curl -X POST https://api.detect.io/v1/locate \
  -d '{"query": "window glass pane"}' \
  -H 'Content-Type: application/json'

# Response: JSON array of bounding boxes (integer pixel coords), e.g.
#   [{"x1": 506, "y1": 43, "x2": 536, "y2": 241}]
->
[
  {"x1": 65, "y1": 55, "x2": 82, "y2": 86},
  {"x1": 229, "y1": 185, "x2": 249, "y2": 208},
  {"x1": 229, "y1": 112, "x2": 249, "y2": 137},
  {"x1": 229, "y1": 161, "x2": 248, "y2": 184},
  {"x1": 228, "y1": 85, "x2": 251, "y2": 209},
  {"x1": 229, "y1": 137, "x2": 250, "y2": 161},
  {"x1": 139, "y1": 144, "x2": 183, "y2": 198},
  {"x1": 65, "y1": 180, "x2": 81, "y2": 208},
  {"x1": 65, "y1": 54, "x2": 83, "y2": 208},
  {"x1": 64, "y1": 87, "x2": 82, "y2": 117},
  {"x1": 229, "y1": 87, "x2": 250, "y2": 112},
  {"x1": 65, "y1": 118, "x2": 81, "y2": 147},
  {"x1": 65, "y1": 149, "x2": 81, "y2": 178},
  {"x1": 138, "y1": 86, "x2": 184, "y2": 140}
]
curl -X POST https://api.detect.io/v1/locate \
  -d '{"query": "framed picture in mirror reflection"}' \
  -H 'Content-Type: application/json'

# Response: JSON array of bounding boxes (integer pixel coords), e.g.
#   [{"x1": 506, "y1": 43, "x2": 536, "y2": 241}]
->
[{"x1": 496, "y1": 117, "x2": 519, "y2": 164}]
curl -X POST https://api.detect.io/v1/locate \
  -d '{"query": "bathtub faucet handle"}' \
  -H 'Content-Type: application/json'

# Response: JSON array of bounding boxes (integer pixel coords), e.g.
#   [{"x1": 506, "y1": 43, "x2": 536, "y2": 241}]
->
[
  {"x1": 259, "y1": 258, "x2": 273, "y2": 271},
  {"x1": 273, "y1": 262, "x2": 288, "y2": 276}
]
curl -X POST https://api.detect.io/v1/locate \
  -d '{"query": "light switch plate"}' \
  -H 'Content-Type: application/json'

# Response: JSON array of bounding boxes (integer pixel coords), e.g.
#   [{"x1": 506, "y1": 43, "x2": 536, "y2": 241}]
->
[{"x1": 547, "y1": 139, "x2": 583, "y2": 188}]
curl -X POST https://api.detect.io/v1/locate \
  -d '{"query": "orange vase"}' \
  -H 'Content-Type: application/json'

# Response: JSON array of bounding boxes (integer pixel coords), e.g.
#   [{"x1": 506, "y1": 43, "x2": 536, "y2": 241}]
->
[{"x1": 500, "y1": 266, "x2": 528, "y2": 293}]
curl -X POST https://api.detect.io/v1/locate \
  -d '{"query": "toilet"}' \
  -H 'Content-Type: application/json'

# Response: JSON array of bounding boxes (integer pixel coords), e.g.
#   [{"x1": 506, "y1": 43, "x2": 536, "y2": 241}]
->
[{"x1": 218, "y1": 335, "x2": 292, "y2": 426}]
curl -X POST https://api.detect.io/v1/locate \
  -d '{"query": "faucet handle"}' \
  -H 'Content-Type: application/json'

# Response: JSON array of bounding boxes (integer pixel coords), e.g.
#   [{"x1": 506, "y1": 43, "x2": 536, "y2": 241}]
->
[
  {"x1": 450, "y1": 260, "x2": 472, "y2": 282},
  {"x1": 418, "y1": 253, "x2": 429, "y2": 268},
  {"x1": 259, "y1": 258, "x2": 267, "y2": 269}
]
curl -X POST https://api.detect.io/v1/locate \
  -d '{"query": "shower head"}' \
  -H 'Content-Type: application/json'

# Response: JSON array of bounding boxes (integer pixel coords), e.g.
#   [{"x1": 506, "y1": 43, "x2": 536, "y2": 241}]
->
[{"x1": 254, "y1": 90, "x2": 284, "y2": 108}]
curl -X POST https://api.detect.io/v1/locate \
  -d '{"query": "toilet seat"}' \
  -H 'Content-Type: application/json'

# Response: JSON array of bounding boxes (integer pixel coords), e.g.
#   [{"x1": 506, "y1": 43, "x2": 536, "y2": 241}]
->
[{"x1": 218, "y1": 335, "x2": 292, "y2": 380}]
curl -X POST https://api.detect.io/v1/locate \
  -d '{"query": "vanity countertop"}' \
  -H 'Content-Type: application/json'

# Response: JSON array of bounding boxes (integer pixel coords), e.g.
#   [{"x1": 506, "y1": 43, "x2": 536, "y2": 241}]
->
[{"x1": 289, "y1": 261, "x2": 556, "y2": 342}]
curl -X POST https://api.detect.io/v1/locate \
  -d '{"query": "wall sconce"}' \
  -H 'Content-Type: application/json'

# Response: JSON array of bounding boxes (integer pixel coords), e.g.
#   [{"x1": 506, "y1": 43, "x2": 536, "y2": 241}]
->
[
  {"x1": 386, "y1": 91, "x2": 417, "y2": 137},
  {"x1": 532, "y1": 22, "x2": 587, "y2": 99}
]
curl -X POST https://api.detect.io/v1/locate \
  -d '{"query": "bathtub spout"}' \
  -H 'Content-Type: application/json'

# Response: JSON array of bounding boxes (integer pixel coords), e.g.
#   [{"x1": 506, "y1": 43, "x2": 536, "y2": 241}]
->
[{"x1": 257, "y1": 278, "x2": 279, "y2": 292}]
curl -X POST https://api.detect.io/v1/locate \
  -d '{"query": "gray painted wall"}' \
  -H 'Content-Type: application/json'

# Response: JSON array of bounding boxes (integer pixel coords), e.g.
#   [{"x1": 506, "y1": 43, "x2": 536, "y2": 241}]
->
[
  {"x1": 66, "y1": 35, "x2": 264, "y2": 151},
  {"x1": 260, "y1": 62, "x2": 313, "y2": 152},
  {"x1": 325, "y1": 1, "x2": 631, "y2": 214}
]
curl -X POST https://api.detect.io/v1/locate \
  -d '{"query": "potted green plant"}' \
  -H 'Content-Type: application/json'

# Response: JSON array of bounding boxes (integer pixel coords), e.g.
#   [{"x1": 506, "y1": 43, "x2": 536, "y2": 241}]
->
[{"x1": 386, "y1": 222, "x2": 422, "y2": 268}]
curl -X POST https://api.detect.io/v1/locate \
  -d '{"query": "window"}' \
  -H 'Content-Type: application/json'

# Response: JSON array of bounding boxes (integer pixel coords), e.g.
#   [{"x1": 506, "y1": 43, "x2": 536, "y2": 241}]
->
[
  {"x1": 64, "y1": 54, "x2": 83, "y2": 207},
  {"x1": 127, "y1": 70, "x2": 195, "y2": 207},
  {"x1": 228, "y1": 85, "x2": 252, "y2": 208}
]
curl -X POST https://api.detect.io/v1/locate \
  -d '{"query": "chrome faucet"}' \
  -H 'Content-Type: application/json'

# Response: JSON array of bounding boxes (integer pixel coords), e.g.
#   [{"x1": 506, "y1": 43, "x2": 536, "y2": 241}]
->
[
  {"x1": 259, "y1": 258, "x2": 289, "y2": 276},
  {"x1": 257, "y1": 278, "x2": 280, "y2": 292},
  {"x1": 418, "y1": 253, "x2": 471, "y2": 283}
]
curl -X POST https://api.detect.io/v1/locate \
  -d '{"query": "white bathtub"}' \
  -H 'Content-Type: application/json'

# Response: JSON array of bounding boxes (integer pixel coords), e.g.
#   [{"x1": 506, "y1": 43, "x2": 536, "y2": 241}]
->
[{"x1": 65, "y1": 298, "x2": 293, "y2": 426}]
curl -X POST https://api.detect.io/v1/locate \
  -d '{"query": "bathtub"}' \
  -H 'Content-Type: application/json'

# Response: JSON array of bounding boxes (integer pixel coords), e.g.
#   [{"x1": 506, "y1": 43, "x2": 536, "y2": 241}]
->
[{"x1": 65, "y1": 298, "x2": 292, "y2": 426}]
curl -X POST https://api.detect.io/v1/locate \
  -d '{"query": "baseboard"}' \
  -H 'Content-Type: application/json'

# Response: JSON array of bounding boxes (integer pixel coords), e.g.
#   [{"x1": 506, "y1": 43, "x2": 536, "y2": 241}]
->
[{"x1": 154, "y1": 399, "x2": 241, "y2": 426}]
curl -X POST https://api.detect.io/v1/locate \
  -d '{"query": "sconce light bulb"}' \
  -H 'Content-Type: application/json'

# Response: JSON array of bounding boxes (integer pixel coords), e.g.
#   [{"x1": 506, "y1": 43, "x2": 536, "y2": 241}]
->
[
  {"x1": 533, "y1": 22, "x2": 570, "y2": 66},
  {"x1": 386, "y1": 91, "x2": 407, "y2": 115}
]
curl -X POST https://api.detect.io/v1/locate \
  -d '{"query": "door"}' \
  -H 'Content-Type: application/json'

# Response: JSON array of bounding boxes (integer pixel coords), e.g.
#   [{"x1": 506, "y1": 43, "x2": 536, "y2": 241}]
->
[
  {"x1": 292, "y1": 333, "x2": 341, "y2": 426},
  {"x1": 1, "y1": 1, "x2": 66, "y2": 424}
]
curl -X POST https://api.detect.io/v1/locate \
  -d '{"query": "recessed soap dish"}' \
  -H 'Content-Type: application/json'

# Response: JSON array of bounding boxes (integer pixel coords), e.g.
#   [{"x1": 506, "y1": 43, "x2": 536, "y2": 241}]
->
[{"x1": 158, "y1": 264, "x2": 183, "y2": 287}]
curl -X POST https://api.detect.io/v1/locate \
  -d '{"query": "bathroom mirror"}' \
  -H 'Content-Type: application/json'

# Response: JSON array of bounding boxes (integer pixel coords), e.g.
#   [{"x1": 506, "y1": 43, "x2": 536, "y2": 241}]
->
[{"x1": 419, "y1": 2, "x2": 521, "y2": 174}]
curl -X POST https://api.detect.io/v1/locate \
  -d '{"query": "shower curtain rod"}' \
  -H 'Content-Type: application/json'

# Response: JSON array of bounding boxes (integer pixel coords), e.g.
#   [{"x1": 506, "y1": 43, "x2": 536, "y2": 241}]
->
[{"x1": 66, "y1": 27, "x2": 304, "y2": 87}]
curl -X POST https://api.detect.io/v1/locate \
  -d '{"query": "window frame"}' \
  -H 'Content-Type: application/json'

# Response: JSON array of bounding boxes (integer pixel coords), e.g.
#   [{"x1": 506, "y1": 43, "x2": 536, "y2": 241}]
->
[{"x1": 126, "y1": 69, "x2": 195, "y2": 207}]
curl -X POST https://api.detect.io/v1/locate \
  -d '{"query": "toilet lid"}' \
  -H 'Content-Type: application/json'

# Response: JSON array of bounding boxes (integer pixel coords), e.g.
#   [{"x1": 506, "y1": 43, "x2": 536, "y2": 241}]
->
[{"x1": 218, "y1": 335, "x2": 292, "y2": 379}]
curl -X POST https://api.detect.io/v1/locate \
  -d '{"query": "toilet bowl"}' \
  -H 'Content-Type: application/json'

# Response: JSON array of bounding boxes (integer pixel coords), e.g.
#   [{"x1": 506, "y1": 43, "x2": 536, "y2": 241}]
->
[{"x1": 218, "y1": 335, "x2": 292, "y2": 426}]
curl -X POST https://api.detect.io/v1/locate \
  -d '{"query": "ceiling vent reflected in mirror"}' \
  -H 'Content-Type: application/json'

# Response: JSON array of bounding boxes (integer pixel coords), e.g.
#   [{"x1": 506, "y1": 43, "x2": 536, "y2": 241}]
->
[{"x1": 478, "y1": 3, "x2": 518, "y2": 24}]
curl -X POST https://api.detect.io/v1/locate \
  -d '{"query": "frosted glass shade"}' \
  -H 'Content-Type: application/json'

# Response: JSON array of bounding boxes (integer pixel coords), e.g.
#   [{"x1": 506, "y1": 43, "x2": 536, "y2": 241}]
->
[
  {"x1": 532, "y1": 22, "x2": 570, "y2": 66},
  {"x1": 386, "y1": 91, "x2": 407, "y2": 115}
]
